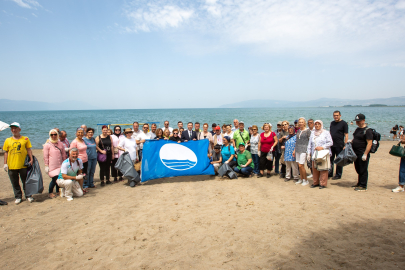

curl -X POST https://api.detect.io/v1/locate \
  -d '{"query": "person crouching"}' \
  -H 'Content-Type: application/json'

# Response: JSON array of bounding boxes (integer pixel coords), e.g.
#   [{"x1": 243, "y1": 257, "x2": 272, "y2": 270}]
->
[{"x1": 56, "y1": 148, "x2": 84, "y2": 201}]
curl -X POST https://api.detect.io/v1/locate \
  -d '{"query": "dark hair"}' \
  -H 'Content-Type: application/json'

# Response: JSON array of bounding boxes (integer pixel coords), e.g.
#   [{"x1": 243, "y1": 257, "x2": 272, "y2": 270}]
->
[
  {"x1": 195, "y1": 122, "x2": 200, "y2": 125},
  {"x1": 333, "y1": 110, "x2": 341, "y2": 115},
  {"x1": 212, "y1": 123, "x2": 217, "y2": 127},
  {"x1": 308, "y1": 119, "x2": 314, "y2": 122},
  {"x1": 214, "y1": 145, "x2": 221, "y2": 150},
  {"x1": 133, "y1": 121, "x2": 139, "y2": 125},
  {"x1": 178, "y1": 121, "x2": 183, "y2": 124},
  {"x1": 222, "y1": 124, "x2": 227, "y2": 128},
  {"x1": 102, "y1": 125, "x2": 108, "y2": 129},
  {"x1": 173, "y1": 128, "x2": 179, "y2": 133},
  {"x1": 143, "y1": 123, "x2": 149, "y2": 127},
  {"x1": 114, "y1": 125, "x2": 121, "y2": 131},
  {"x1": 188, "y1": 122, "x2": 193, "y2": 125},
  {"x1": 152, "y1": 123, "x2": 157, "y2": 127},
  {"x1": 87, "y1": 127, "x2": 95, "y2": 133},
  {"x1": 156, "y1": 128, "x2": 163, "y2": 137}
]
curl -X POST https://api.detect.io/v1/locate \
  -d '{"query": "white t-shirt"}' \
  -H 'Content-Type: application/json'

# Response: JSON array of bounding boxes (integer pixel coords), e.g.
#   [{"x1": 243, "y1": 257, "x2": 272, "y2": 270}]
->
[
  {"x1": 231, "y1": 127, "x2": 238, "y2": 132},
  {"x1": 131, "y1": 129, "x2": 142, "y2": 139},
  {"x1": 136, "y1": 132, "x2": 152, "y2": 149},
  {"x1": 149, "y1": 132, "x2": 156, "y2": 140},
  {"x1": 225, "y1": 131, "x2": 234, "y2": 139},
  {"x1": 163, "y1": 127, "x2": 173, "y2": 134},
  {"x1": 59, "y1": 158, "x2": 83, "y2": 178},
  {"x1": 215, "y1": 134, "x2": 223, "y2": 145},
  {"x1": 119, "y1": 137, "x2": 138, "y2": 161}
]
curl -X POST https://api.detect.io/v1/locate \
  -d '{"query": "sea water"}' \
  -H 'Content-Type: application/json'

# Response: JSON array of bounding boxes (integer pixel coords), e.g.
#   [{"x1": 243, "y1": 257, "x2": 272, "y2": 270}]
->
[{"x1": 0, "y1": 107, "x2": 404, "y2": 149}]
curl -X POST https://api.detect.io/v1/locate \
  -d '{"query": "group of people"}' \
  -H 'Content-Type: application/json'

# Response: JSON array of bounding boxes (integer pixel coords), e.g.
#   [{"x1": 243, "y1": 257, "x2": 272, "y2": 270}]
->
[
  {"x1": 2, "y1": 112, "x2": 405, "y2": 206},
  {"x1": 391, "y1": 125, "x2": 404, "y2": 141}
]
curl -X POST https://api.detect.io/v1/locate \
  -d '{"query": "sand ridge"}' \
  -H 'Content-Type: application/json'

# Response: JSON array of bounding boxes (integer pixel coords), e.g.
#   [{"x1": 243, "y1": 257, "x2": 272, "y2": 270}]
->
[{"x1": 0, "y1": 141, "x2": 405, "y2": 269}]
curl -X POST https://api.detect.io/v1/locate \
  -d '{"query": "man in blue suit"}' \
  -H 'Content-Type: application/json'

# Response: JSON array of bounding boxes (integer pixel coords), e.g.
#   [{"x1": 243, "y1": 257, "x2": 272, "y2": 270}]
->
[{"x1": 181, "y1": 122, "x2": 197, "y2": 142}]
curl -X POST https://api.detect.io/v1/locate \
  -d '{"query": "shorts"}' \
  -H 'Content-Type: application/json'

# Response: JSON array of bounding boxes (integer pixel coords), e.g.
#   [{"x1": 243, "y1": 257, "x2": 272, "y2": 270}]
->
[{"x1": 296, "y1": 152, "x2": 307, "y2": 165}]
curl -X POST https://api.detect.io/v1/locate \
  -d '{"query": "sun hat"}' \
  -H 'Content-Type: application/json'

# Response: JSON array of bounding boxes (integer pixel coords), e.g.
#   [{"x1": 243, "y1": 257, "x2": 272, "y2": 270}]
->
[
  {"x1": 277, "y1": 121, "x2": 283, "y2": 126},
  {"x1": 124, "y1": 128, "x2": 133, "y2": 133},
  {"x1": 10, "y1": 122, "x2": 20, "y2": 128}
]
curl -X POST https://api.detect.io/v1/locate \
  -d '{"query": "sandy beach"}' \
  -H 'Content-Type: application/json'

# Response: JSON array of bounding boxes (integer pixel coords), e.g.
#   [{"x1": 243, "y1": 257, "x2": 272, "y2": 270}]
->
[{"x1": 0, "y1": 141, "x2": 404, "y2": 269}]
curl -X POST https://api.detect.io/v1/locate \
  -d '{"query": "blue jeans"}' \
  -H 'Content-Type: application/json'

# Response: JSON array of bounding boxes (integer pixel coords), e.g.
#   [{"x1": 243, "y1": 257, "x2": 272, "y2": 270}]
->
[
  {"x1": 274, "y1": 151, "x2": 281, "y2": 174},
  {"x1": 234, "y1": 166, "x2": 253, "y2": 176},
  {"x1": 85, "y1": 158, "x2": 97, "y2": 188},
  {"x1": 252, "y1": 154, "x2": 260, "y2": 174},
  {"x1": 399, "y1": 158, "x2": 405, "y2": 186}
]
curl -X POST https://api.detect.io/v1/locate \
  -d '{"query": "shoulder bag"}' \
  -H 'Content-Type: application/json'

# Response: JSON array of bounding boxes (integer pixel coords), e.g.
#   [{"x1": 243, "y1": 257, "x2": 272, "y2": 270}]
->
[
  {"x1": 97, "y1": 136, "x2": 107, "y2": 162},
  {"x1": 389, "y1": 142, "x2": 405, "y2": 158}
]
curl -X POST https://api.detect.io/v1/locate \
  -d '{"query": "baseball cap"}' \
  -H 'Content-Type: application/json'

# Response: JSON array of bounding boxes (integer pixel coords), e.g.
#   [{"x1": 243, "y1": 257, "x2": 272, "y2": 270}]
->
[
  {"x1": 277, "y1": 121, "x2": 283, "y2": 125},
  {"x1": 215, "y1": 126, "x2": 221, "y2": 130},
  {"x1": 239, "y1": 142, "x2": 245, "y2": 146},
  {"x1": 294, "y1": 120, "x2": 298, "y2": 124},
  {"x1": 10, "y1": 122, "x2": 21, "y2": 128},
  {"x1": 239, "y1": 121, "x2": 244, "y2": 124},
  {"x1": 353, "y1": 114, "x2": 365, "y2": 121}
]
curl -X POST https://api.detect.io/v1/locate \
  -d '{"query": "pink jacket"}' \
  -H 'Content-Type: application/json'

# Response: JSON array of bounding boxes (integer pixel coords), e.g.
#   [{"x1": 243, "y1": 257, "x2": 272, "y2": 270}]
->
[
  {"x1": 43, "y1": 141, "x2": 67, "y2": 177},
  {"x1": 111, "y1": 134, "x2": 125, "y2": 158}
]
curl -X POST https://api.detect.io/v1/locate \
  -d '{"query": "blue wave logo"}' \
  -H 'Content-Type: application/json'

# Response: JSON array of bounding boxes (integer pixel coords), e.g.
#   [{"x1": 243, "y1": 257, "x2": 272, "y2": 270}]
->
[{"x1": 159, "y1": 144, "x2": 198, "y2": 171}]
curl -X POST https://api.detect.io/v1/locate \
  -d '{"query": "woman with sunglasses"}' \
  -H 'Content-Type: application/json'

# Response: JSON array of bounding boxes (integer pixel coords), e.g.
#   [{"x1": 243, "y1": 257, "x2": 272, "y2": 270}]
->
[
  {"x1": 154, "y1": 128, "x2": 164, "y2": 140},
  {"x1": 111, "y1": 125, "x2": 124, "y2": 182},
  {"x1": 117, "y1": 128, "x2": 139, "y2": 164},
  {"x1": 70, "y1": 127, "x2": 88, "y2": 192},
  {"x1": 83, "y1": 127, "x2": 97, "y2": 188},
  {"x1": 96, "y1": 125, "x2": 114, "y2": 186},
  {"x1": 249, "y1": 125, "x2": 260, "y2": 175},
  {"x1": 43, "y1": 129, "x2": 67, "y2": 198},
  {"x1": 163, "y1": 129, "x2": 171, "y2": 140},
  {"x1": 258, "y1": 123, "x2": 278, "y2": 178},
  {"x1": 169, "y1": 129, "x2": 182, "y2": 142}
]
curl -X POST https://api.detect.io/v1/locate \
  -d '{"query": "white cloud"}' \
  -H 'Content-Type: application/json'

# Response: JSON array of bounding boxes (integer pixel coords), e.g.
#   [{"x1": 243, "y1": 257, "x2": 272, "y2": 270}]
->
[
  {"x1": 124, "y1": 1, "x2": 194, "y2": 32},
  {"x1": 31, "y1": 13, "x2": 37, "y2": 17},
  {"x1": 11, "y1": 0, "x2": 41, "y2": 9},
  {"x1": 123, "y1": 0, "x2": 405, "y2": 65}
]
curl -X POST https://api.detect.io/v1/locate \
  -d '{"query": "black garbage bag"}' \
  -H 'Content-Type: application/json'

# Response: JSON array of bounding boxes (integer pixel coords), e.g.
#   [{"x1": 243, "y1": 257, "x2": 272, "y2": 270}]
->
[
  {"x1": 114, "y1": 152, "x2": 141, "y2": 187},
  {"x1": 218, "y1": 163, "x2": 238, "y2": 179},
  {"x1": 334, "y1": 143, "x2": 357, "y2": 167},
  {"x1": 24, "y1": 155, "x2": 44, "y2": 197}
]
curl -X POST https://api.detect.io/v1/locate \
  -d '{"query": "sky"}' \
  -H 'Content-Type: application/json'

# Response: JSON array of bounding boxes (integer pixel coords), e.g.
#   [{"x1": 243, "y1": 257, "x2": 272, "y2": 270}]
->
[{"x1": 1, "y1": 0, "x2": 405, "y2": 109}]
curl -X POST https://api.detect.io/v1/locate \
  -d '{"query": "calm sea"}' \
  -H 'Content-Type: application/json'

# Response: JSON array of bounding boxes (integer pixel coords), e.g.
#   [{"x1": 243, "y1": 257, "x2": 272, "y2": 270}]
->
[{"x1": 0, "y1": 107, "x2": 403, "y2": 149}]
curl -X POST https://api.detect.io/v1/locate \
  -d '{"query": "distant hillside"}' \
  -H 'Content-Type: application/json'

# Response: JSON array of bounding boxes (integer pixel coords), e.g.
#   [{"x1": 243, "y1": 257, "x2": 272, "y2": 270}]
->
[
  {"x1": 0, "y1": 99, "x2": 99, "y2": 111},
  {"x1": 220, "y1": 97, "x2": 405, "y2": 108}
]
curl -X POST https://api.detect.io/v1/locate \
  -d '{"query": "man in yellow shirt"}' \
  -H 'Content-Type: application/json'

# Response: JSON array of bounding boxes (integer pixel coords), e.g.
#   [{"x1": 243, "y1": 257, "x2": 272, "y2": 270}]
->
[{"x1": 3, "y1": 122, "x2": 34, "y2": 204}]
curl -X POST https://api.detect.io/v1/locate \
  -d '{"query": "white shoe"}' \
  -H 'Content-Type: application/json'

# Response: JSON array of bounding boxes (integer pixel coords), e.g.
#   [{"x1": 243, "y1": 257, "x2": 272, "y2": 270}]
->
[
  {"x1": 301, "y1": 180, "x2": 309, "y2": 186},
  {"x1": 66, "y1": 197, "x2": 74, "y2": 201},
  {"x1": 27, "y1": 197, "x2": 34, "y2": 203},
  {"x1": 307, "y1": 174, "x2": 313, "y2": 179},
  {"x1": 392, "y1": 186, "x2": 404, "y2": 193},
  {"x1": 60, "y1": 188, "x2": 65, "y2": 198},
  {"x1": 15, "y1": 198, "x2": 22, "y2": 205},
  {"x1": 295, "y1": 179, "x2": 303, "y2": 185}
]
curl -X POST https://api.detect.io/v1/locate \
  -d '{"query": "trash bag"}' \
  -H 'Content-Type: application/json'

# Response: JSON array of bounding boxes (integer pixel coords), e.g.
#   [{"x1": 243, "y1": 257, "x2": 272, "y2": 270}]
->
[
  {"x1": 218, "y1": 163, "x2": 238, "y2": 179},
  {"x1": 24, "y1": 155, "x2": 44, "y2": 197},
  {"x1": 115, "y1": 152, "x2": 141, "y2": 187},
  {"x1": 334, "y1": 143, "x2": 357, "y2": 167}
]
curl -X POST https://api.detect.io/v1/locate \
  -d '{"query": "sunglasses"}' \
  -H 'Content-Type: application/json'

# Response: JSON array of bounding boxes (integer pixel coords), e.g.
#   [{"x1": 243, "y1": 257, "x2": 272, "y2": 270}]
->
[
  {"x1": 50, "y1": 134, "x2": 58, "y2": 136},
  {"x1": 252, "y1": 128, "x2": 257, "y2": 130},
  {"x1": 173, "y1": 132, "x2": 178, "y2": 135},
  {"x1": 283, "y1": 124, "x2": 288, "y2": 126},
  {"x1": 115, "y1": 129, "x2": 121, "y2": 131}
]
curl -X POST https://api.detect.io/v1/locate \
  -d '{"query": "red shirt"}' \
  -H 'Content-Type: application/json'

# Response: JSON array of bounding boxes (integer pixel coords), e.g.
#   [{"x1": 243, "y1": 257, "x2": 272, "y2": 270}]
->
[{"x1": 260, "y1": 132, "x2": 276, "y2": 152}]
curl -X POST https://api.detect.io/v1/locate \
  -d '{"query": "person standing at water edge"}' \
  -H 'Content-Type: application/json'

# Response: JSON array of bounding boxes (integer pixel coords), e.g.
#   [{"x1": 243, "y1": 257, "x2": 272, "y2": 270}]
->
[
  {"x1": 351, "y1": 114, "x2": 373, "y2": 191},
  {"x1": 211, "y1": 123, "x2": 217, "y2": 136},
  {"x1": 258, "y1": 123, "x2": 278, "y2": 178},
  {"x1": 136, "y1": 123, "x2": 153, "y2": 160},
  {"x1": 80, "y1": 125, "x2": 87, "y2": 136},
  {"x1": 57, "y1": 148, "x2": 84, "y2": 201},
  {"x1": 163, "y1": 121, "x2": 173, "y2": 134},
  {"x1": 131, "y1": 122, "x2": 142, "y2": 139},
  {"x1": 294, "y1": 118, "x2": 311, "y2": 186},
  {"x1": 59, "y1": 130, "x2": 70, "y2": 155},
  {"x1": 329, "y1": 111, "x2": 348, "y2": 180},
  {"x1": 150, "y1": 123, "x2": 157, "y2": 139},
  {"x1": 284, "y1": 126, "x2": 299, "y2": 182},
  {"x1": 96, "y1": 125, "x2": 114, "y2": 186},
  {"x1": 308, "y1": 119, "x2": 315, "y2": 132},
  {"x1": 43, "y1": 129, "x2": 67, "y2": 198},
  {"x1": 117, "y1": 129, "x2": 138, "y2": 164},
  {"x1": 233, "y1": 121, "x2": 250, "y2": 151},
  {"x1": 181, "y1": 122, "x2": 197, "y2": 142},
  {"x1": 278, "y1": 121, "x2": 289, "y2": 178},
  {"x1": 83, "y1": 128, "x2": 97, "y2": 187},
  {"x1": 177, "y1": 121, "x2": 183, "y2": 131},
  {"x1": 249, "y1": 125, "x2": 260, "y2": 175},
  {"x1": 232, "y1": 119, "x2": 239, "y2": 132},
  {"x1": 392, "y1": 135, "x2": 405, "y2": 193},
  {"x1": 70, "y1": 128, "x2": 88, "y2": 191},
  {"x1": 194, "y1": 122, "x2": 201, "y2": 139},
  {"x1": 111, "y1": 125, "x2": 124, "y2": 182},
  {"x1": 213, "y1": 126, "x2": 223, "y2": 147},
  {"x1": 3, "y1": 122, "x2": 34, "y2": 204}
]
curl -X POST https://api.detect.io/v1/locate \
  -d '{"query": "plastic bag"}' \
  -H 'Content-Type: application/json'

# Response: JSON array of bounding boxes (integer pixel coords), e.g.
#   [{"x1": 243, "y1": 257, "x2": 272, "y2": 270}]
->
[
  {"x1": 334, "y1": 143, "x2": 357, "y2": 167},
  {"x1": 24, "y1": 155, "x2": 44, "y2": 197},
  {"x1": 266, "y1": 151, "x2": 273, "y2": 161},
  {"x1": 115, "y1": 152, "x2": 141, "y2": 187},
  {"x1": 218, "y1": 163, "x2": 238, "y2": 179}
]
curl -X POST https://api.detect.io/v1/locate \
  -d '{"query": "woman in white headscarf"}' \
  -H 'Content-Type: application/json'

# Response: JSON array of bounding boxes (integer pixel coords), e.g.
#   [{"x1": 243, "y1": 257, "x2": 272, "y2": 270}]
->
[
  {"x1": 307, "y1": 120, "x2": 333, "y2": 189},
  {"x1": 43, "y1": 129, "x2": 67, "y2": 198}
]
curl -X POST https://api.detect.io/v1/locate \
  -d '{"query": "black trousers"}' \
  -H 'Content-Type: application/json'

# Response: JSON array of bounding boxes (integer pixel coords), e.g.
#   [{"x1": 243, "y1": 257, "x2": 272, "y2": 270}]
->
[
  {"x1": 259, "y1": 152, "x2": 274, "y2": 172},
  {"x1": 329, "y1": 146, "x2": 344, "y2": 177},
  {"x1": 354, "y1": 152, "x2": 370, "y2": 188},
  {"x1": 111, "y1": 158, "x2": 123, "y2": 178},
  {"x1": 8, "y1": 168, "x2": 28, "y2": 199},
  {"x1": 82, "y1": 161, "x2": 88, "y2": 176},
  {"x1": 98, "y1": 155, "x2": 112, "y2": 181}
]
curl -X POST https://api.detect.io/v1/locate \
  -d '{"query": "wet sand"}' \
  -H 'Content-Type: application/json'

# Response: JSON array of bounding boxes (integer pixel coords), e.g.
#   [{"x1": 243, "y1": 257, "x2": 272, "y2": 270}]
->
[{"x1": 0, "y1": 141, "x2": 404, "y2": 269}]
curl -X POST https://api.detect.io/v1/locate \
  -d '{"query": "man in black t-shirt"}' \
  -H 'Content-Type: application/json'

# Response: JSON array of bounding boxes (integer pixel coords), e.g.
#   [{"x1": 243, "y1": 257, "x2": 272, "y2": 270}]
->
[
  {"x1": 351, "y1": 114, "x2": 373, "y2": 191},
  {"x1": 329, "y1": 111, "x2": 348, "y2": 179}
]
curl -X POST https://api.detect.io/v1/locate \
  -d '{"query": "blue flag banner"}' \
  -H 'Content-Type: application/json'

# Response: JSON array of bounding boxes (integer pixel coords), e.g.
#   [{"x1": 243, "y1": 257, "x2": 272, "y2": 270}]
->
[{"x1": 141, "y1": 139, "x2": 215, "y2": 182}]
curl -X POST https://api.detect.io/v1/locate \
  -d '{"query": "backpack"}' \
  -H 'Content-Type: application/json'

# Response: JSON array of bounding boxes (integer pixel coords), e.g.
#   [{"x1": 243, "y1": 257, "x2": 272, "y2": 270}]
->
[{"x1": 364, "y1": 128, "x2": 381, "y2": 153}]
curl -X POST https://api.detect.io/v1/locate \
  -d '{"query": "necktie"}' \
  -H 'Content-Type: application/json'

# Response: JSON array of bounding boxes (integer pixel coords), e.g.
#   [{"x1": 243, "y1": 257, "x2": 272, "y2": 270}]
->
[{"x1": 189, "y1": 131, "x2": 192, "y2": 138}]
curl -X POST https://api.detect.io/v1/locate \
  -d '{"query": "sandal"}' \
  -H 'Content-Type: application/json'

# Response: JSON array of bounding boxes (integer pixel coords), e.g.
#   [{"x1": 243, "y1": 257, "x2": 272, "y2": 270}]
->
[{"x1": 49, "y1": 193, "x2": 56, "y2": 199}]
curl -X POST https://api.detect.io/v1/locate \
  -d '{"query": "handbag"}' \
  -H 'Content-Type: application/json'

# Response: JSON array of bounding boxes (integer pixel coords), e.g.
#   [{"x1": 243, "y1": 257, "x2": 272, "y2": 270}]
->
[
  {"x1": 266, "y1": 151, "x2": 273, "y2": 161},
  {"x1": 389, "y1": 142, "x2": 405, "y2": 158},
  {"x1": 97, "y1": 135, "x2": 107, "y2": 162},
  {"x1": 313, "y1": 149, "x2": 330, "y2": 171}
]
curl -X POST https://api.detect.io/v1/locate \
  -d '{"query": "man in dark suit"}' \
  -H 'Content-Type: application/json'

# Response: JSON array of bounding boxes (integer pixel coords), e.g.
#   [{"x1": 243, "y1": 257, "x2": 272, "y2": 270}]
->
[{"x1": 181, "y1": 122, "x2": 197, "y2": 142}]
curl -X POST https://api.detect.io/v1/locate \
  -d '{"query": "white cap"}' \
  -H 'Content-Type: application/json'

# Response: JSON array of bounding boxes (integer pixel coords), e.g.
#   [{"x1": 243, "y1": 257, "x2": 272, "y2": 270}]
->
[{"x1": 10, "y1": 122, "x2": 21, "y2": 128}]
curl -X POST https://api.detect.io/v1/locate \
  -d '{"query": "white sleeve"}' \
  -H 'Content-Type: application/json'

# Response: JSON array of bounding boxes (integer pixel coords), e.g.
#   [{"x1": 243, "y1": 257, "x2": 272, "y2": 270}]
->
[
  {"x1": 78, "y1": 159, "x2": 84, "y2": 170},
  {"x1": 118, "y1": 139, "x2": 125, "y2": 148},
  {"x1": 60, "y1": 162, "x2": 69, "y2": 175}
]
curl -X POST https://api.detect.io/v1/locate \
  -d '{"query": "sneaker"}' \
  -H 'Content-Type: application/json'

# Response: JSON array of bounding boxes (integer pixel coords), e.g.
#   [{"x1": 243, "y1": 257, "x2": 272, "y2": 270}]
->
[
  {"x1": 301, "y1": 180, "x2": 309, "y2": 186},
  {"x1": 60, "y1": 188, "x2": 65, "y2": 197},
  {"x1": 392, "y1": 186, "x2": 404, "y2": 193},
  {"x1": 307, "y1": 174, "x2": 313, "y2": 179},
  {"x1": 354, "y1": 187, "x2": 367, "y2": 191},
  {"x1": 310, "y1": 184, "x2": 320, "y2": 188},
  {"x1": 285, "y1": 178, "x2": 291, "y2": 182},
  {"x1": 295, "y1": 179, "x2": 303, "y2": 185},
  {"x1": 106, "y1": 180, "x2": 112, "y2": 185},
  {"x1": 332, "y1": 176, "x2": 341, "y2": 180},
  {"x1": 15, "y1": 198, "x2": 22, "y2": 205},
  {"x1": 27, "y1": 197, "x2": 34, "y2": 203},
  {"x1": 257, "y1": 174, "x2": 263, "y2": 178},
  {"x1": 66, "y1": 197, "x2": 74, "y2": 201},
  {"x1": 351, "y1": 184, "x2": 360, "y2": 188}
]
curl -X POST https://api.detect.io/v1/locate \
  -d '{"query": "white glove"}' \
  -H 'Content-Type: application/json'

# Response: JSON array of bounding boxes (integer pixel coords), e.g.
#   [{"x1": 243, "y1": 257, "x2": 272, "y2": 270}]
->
[
  {"x1": 225, "y1": 161, "x2": 229, "y2": 164},
  {"x1": 258, "y1": 151, "x2": 261, "y2": 156},
  {"x1": 65, "y1": 148, "x2": 69, "y2": 152},
  {"x1": 362, "y1": 154, "x2": 367, "y2": 161},
  {"x1": 76, "y1": 174, "x2": 84, "y2": 180},
  {"x1": 45, "y1": 166, "x2": 49, "y2": 173},
  {"x1": 347, "y1": 140, "x2": 352, "y2": 143},
  {"x1": 3, "y1": 164, "x2": 8, "y2": 172},
  {"x1": 270, "y1": 147, "x2": 274, "y2": 152}
]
